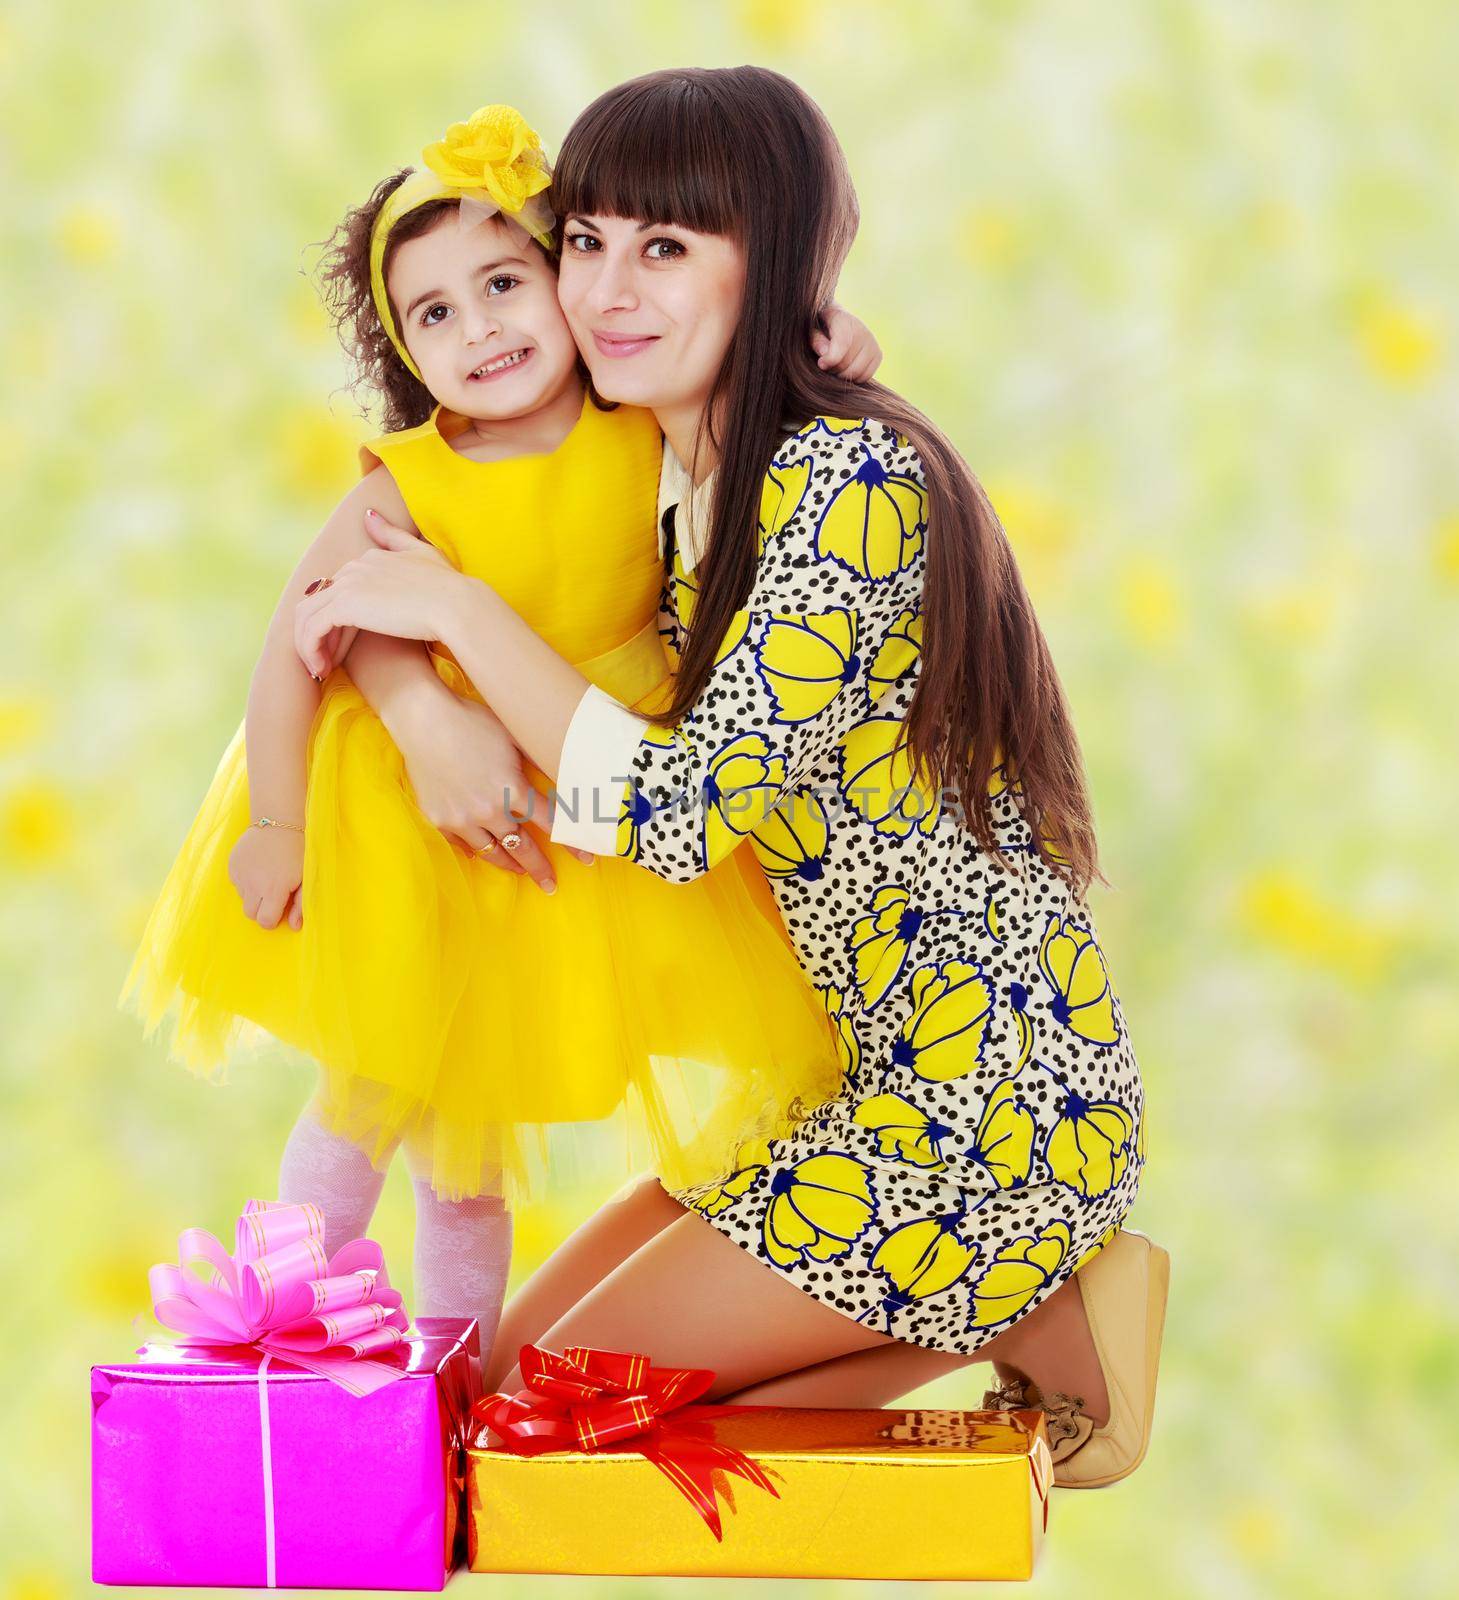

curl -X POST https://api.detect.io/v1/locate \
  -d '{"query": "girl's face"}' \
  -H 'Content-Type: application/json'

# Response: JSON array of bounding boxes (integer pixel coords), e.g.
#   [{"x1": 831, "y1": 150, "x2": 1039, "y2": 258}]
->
[
  {"x1": 388, "y1": 212, "x2": 579, "y2": 418},
  {"x1": 555, "y1": 213, "x2": 746, "y2": 418}
]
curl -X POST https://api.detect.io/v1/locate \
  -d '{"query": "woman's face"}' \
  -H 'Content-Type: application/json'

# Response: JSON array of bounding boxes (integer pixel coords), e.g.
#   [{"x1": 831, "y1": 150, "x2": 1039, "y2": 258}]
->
[
  {"x1": 555, "y1": 213, "x2": 746, "y2": 418},
  {"x1": 389, "y1": 212, "x2": 580, "y2": 419}
]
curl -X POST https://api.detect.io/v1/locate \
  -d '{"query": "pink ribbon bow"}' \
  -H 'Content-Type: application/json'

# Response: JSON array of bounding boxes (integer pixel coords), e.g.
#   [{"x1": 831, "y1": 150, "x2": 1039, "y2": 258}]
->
[{"x1": 148, "y1": 1198, "x2": 410, "y2": 1396}]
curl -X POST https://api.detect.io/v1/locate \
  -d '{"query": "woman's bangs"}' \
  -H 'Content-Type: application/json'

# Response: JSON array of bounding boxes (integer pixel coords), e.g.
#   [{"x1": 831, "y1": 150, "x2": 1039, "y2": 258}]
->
[{"x1": 551, "y1": 89, "x2": 744, "y2": 238}]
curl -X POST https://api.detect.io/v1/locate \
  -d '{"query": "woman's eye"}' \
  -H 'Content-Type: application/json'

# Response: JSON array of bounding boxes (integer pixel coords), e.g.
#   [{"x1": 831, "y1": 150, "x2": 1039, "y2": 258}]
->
[
  {"x1": 421, "y1": 304, "x2": 451, "y2": 326},
  {"x1": 486, "y1": 274, "x2": 520, "y2": 295},
  {"x1": 646, "y1": 238, "x2": 685, "y2": 261},
  {"x1": 565, "y1": 231, "x2": 600, "y2": 253}
]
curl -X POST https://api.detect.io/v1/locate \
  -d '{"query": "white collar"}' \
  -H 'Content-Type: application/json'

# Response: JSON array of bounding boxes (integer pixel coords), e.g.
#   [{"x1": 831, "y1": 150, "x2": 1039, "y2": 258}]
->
[{"x1": 656, "y1": 436, "x2": 716, "y2": 576}]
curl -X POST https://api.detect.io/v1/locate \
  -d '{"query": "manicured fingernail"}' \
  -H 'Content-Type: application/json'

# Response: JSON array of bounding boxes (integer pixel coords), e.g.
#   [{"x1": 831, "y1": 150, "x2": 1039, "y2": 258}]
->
[{"x1": 541, "y1": 881, "x2": 557, "y2": 895}]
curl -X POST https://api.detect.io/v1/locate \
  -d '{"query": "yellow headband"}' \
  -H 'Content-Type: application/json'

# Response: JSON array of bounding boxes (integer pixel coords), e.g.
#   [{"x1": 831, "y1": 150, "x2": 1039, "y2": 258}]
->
[{"x1": 369, "y1": 104, "x2": 555, "y2": 383}]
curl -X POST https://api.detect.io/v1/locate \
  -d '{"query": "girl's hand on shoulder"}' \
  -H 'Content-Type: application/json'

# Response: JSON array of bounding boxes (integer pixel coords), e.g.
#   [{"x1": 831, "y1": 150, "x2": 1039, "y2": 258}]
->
[
  {"x1": 228, "y1": 824, "x2": 306, "y2": 931},
  {"x1": 812, "y1": 301, "x2": 883, "y2": 383},
  {"x1": 294, "y1": 509, "x2": 469, "y2": 679}
]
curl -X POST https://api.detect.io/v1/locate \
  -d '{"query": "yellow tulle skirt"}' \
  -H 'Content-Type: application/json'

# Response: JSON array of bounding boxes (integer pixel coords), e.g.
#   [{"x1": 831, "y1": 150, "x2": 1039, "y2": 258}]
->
[{"x1": 119, "y1": 647, "x2": 842, "y2": 1207}]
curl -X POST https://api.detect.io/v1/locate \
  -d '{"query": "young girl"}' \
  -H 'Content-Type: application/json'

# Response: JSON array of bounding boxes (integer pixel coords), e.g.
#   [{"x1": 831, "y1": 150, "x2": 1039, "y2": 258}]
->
[{"x1": 119, "y1": 104, "x2": 880, "y2": 1365}]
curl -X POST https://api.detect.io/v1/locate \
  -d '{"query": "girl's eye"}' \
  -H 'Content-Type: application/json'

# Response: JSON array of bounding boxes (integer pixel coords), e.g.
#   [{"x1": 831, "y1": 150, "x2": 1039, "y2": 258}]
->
[
  {"x1": 564, "y1": 231, "x2": 600, "y2": 253},
  {"x1": 421, "y1": 303, "x2": 451, "y2": 327},
  {"x1": 486, "y1": 274, "x2": 520, "y2": 295},
  {"x1": 645, "y1": 238, "x2": 685, "y2": 261}
]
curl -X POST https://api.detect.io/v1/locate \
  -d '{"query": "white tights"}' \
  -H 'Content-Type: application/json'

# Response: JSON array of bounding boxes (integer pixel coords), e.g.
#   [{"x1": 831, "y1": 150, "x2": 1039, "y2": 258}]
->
[{"x1": 276, "y1": 1104, "x2": 513, "y2": 1378}]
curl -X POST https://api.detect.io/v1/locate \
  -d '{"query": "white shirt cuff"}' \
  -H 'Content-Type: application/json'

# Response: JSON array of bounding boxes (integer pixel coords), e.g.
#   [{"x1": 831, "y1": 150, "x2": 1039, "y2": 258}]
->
[{"x1": 550, "y1": 683, "x2": 648, "y2": 854}]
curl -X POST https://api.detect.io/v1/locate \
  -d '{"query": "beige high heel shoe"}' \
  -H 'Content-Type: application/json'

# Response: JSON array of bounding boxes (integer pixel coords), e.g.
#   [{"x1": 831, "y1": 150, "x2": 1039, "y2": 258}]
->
[{"x1": 982, "y1": 1227, "x2": 1170, "y2": 1489}]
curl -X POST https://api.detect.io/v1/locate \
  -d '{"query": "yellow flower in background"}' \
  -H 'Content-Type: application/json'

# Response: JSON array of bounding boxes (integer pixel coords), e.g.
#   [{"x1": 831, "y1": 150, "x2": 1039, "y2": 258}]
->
[
  {"x1": 1356, "y1": 289, "x2": 1444, "y2": 386},
  {"x1": 870, "y1": 1214, "x2": 981, "y2": 1307},
  {"x1": 1045, "y1": 1091, "x2": 1134, "y2": 1199},
  {"x1": 273, "y1": 405, "x2": 364, "y2": 502},
  {"x1": 755, "y1": 610, "x2": 859, "y2": 723},
  {"x1": 818, "y1": 983, "x2": 862, "y2": 1077},
  {"x1": 2, "y1": 779, "x2": 73, "y2": 867},
  {"x1": 1037, "y1": 914, "x2": 1120, "y2": 1046},
  {"x1": 1237, "y1": 868, "x2": 1401, "y2": 988},
  {"x1": 1431, "y1": 514, "x2": 1459, "y2": 585},
  {"x1": 852, "y1": 1091, "x2": 951, "y2": 1169},
  {"x1": 893, "y1": 960, "x2": 996, "y2": 1083},
  {"x1": 849, "y1": 883, "x2": 923, "y2": 1011},
  {"x1": 982, "y1": 476, "x2": 1072, "y2": 593},
  {"x1": 968, "y1": 1219, "x2": 1073, "y2": 1329},
  {"x1": 0, "y1": 694, "x2": 49, "y2": 755},
  {"x1": 1118, "y1": 559, "x2": 1184, "y2": 650},
  {"x1": 421, "y1": 104, "x2": 552, "y2": 213},
  {"x1": 762, "y1": 1152, "x2": 877, "y2": 1267},
  {"x1": 840, "y1": 715, "x2": 939, "y2": 839},
  {"x1": 968, "y1": 1078, "x2": 1038, "y2": 1190},
  {"x1": 956, "y1": 205, "x2": 1022, "y2": 271},
  {"x1": 57, "y1": 204, "x2": 119, "y2": 265}
]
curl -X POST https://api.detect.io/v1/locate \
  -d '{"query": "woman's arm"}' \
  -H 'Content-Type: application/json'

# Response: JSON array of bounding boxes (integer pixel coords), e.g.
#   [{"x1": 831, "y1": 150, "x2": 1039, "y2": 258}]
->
[{"x1": 293, "y1": 420, "x2": 925, "y2": 884}]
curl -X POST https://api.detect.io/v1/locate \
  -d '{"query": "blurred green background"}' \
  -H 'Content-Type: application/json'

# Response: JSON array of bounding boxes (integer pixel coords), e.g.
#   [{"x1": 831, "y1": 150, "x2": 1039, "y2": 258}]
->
[{"x1": 4, "y1": 0, "x2": 1455, "y2": 1595}]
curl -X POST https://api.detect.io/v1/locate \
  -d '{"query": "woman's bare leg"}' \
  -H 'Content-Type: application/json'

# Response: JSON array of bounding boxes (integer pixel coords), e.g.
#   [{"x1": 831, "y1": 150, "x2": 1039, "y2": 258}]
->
[
  {"x1": 484, "y1": 1174, "x2": 684, "y2": 1390},
  {"x1": 718, "y1": 1268, "x2": 1110, "y2": 1425},
  {"x1": 495, "y1": 1188, "x2": 896, "y2": 1399}
]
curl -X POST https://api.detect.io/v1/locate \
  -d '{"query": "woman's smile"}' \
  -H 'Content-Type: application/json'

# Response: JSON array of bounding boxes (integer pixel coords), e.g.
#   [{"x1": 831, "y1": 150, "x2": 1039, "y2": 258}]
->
[{"x1": 591, "y1": 330, "x2": 661, "y2": 358}]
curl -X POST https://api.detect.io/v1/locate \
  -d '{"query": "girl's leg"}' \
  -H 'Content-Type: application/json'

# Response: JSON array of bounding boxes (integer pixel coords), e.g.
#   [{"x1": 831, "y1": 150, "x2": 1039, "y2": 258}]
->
[
  {"x1": 494, "y1": 1184, "x2": 896, "y2": 1400},
  {"x1": 718, "y1": 1268, "x2": 1111, "y2": 1425},
  {"x1": 403, "y1": 1140, "x2": 514, "y2": 1382},
  {"x1": 483, "y1": 1173, "x2": 684, "y2": 1391},
  {"x1": 277, "y1": 1093, "x2": 394, "y2": 1256}
]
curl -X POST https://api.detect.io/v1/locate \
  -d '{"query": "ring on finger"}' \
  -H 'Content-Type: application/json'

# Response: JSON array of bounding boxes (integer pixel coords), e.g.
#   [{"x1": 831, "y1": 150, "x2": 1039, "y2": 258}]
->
[
  {"x1": 475, "y1": 835, "x2": 499, "y2": 856},
  {"x1": 500, "y1": 832, "x2": 523, "y2": 851}
]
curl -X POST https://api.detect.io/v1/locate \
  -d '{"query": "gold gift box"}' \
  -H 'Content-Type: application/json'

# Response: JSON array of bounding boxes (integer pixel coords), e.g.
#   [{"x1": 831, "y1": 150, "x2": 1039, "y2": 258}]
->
[{"x1": 467, "y1": 1405, "x2": 1053, "y2": 1581}]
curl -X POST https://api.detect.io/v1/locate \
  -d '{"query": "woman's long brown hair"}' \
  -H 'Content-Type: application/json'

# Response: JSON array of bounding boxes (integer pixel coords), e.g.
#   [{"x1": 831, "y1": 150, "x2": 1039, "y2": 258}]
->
[{"x1": 556, "y1": 67, "x2": 1103, "y2": 896}]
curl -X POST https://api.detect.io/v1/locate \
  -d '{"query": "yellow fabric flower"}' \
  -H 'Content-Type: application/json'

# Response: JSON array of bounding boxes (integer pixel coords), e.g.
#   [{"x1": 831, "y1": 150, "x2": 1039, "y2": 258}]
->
[
  {"x1": 852, "y1": 1091, "x2": 950, "y2": 1169},
  {"x1": 967, "y1": 1219, "x2": 1073, "y2": 1329},
  {"x1": 891, "y1": 960, "x2": 995, "y2": 1083},
  {"x1": 755, "y1": 610, "x2": 860, "y2": 724},
  {"x1": 1045, "y1": 1091, "x2": 1134, "y2": 1199},
  {"x1": 840, "y1": 714, "x2": 940, "y2": 839},
  {"x1": 751, "y1": 788, "x2": 831, "y2": 883},
  {"x1": 849, "y1": 884, "x2": 923, "y2": 1011},
  {"x1": 967, "y1": 1077, "x2": 1037, "y2": 1190},
  {"x1": 421, "y1": 104, "x2": 551, "y2": 214},
  {"x1": 870, "y1": 1215, "x2": 981, "y2": 1311},
  {"x1": 1037, "y1": 913, "x2": 1120, "y2": 1046},
  {"x1": 762, "y1": 1153, "x2": 877, "y2": 1268}
]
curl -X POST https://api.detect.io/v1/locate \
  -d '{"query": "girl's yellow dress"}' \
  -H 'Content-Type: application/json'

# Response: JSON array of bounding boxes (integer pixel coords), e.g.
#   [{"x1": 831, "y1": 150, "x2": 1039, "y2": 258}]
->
[{"x1": 119, "y1": 390, "x2": 841, "y2": 1204}]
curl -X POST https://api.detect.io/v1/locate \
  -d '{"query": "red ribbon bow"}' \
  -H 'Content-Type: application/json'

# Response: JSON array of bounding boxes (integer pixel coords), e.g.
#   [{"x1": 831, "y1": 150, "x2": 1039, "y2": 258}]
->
[{"x1": 472, "y1": 1343, "x2": 778, "y2": 1539}]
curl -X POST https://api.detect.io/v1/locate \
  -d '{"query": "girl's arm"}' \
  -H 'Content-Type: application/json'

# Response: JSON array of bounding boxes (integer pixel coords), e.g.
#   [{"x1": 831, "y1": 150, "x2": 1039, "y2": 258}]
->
[{"x1": 231, "y1": 468, "x2": 424, "y2": 929}]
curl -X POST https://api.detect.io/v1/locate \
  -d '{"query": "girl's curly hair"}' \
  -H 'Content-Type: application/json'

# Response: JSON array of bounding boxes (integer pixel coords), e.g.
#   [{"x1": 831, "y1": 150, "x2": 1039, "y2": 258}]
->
[{"x1": 314, "y1": 168, "x2": 453, "y2": 433}]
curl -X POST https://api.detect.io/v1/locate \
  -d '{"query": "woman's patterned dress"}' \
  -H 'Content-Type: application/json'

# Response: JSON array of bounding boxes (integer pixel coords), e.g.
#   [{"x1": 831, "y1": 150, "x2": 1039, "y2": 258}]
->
[{"x1": 552, "y1": 414, "x2": 1146, "y2": 1355}]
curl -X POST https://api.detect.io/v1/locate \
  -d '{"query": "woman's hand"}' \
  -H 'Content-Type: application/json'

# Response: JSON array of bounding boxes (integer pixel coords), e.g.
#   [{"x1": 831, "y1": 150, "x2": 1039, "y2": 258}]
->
[
  {"x1": 392, "y1": 690, "x2": 582, "y2": 894},
  {"x1": 813, "y1": 301, "x2": 883, "y2": 382},
  {"x1": 294, "y1": 509, "x2": 472, "y2": 679},
  {"x1": 228, "y1": 823, "x2": 306, "y2": 931}
]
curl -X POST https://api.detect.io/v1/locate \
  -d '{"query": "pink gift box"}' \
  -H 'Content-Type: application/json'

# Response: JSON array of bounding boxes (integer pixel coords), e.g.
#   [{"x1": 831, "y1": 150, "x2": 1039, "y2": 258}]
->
[{"x1": 91, "y1": 1316, "x2": 476, "y2": 1589}]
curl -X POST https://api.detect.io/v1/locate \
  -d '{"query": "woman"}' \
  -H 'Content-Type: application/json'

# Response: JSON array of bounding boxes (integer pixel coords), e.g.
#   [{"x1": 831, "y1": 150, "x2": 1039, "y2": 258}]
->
[{"x1": 297, "y1": 66, "x2": 1167, "y2": 1489}]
